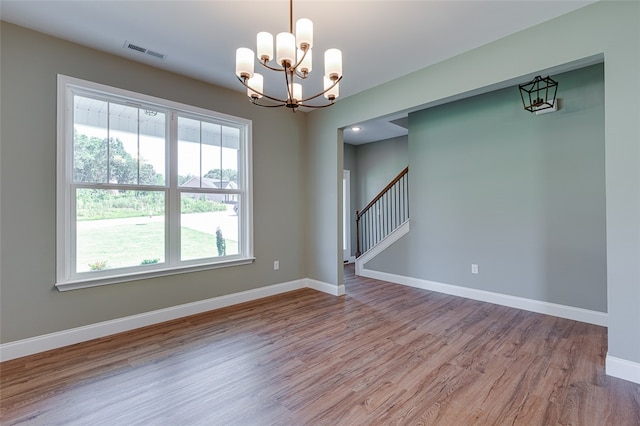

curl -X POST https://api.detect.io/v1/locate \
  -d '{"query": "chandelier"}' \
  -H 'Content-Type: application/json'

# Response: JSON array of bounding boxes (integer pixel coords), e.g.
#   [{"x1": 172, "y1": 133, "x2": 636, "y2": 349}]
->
[{"x1": 235, "y1": 0, "x2": 343, "y2": 111}]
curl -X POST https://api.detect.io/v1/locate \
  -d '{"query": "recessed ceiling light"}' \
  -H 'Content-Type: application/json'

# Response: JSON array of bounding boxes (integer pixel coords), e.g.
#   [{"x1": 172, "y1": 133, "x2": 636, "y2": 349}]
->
[{"x1": 351, "y1": 126, "x2": 361, "y2": 131}]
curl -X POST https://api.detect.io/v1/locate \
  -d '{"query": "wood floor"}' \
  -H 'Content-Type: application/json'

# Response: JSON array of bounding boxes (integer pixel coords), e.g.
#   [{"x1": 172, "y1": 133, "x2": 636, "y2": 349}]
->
[{"x1": 1, "y1": 265, "x2": 639, "y2": 425}]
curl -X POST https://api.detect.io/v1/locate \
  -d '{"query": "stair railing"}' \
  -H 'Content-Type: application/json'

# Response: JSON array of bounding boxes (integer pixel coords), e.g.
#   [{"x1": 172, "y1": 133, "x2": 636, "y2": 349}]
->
[{"x1": 355, "y1": 166, "x2": 409, "y2": 257}]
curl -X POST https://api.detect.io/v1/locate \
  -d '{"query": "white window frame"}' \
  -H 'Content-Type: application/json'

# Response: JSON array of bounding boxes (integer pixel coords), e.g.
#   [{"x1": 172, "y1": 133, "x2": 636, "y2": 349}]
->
[{"x1": 56, "y1": 75, "x2": 253, "y2": 291}]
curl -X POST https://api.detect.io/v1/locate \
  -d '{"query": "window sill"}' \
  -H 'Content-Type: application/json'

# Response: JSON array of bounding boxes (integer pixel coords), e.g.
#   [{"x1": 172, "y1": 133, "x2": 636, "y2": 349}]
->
[{"x1": 55, "y1": 257, "x2": 256, "y2": 292}]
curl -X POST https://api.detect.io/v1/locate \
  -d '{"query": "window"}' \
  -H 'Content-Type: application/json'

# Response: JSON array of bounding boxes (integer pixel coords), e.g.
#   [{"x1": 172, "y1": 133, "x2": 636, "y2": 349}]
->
[{"x1": 57, "y1": 75, "x2": 253, "y2": 290}]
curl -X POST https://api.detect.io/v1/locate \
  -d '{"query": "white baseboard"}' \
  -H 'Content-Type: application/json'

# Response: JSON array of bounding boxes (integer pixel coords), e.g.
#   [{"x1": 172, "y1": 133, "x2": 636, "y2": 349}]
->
[
  {"x1": 306, "y1": 278, "x2": 346, "y2": 296},
  {"x1": 606, "y1": 354, "x2": 640, "y2": 384},
  {"x1": 0, "y1": 277, "x2": 342, "y2": 362},
  {"x1": 359, "y1": 267, "x2": 608, "y2": 327}
]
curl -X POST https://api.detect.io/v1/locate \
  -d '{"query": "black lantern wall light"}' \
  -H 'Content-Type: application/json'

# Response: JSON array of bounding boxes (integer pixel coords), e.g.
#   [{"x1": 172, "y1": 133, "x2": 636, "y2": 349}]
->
[{"x1": 519, "y1": 75, "x2": 558, "y2": 114}]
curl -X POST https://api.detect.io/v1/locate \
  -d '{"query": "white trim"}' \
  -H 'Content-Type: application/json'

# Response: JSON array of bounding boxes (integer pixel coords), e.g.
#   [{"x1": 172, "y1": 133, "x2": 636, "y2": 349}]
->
[
  {"x1": 55, "y1": 74, "x2": 254, "y2": 289},
  {"x1": 0, "y1": 277, "x2": 344, "y2": 362},
  {"x1": 56, "y1": 258, "x2": 256, "y2": 291},
  {"x1": 355, "y1": 220, "x2": 410, "y2": 275},
  {"x1": 358, "y1": 266, "x2": 608, "y2": 327},
  {"x1": 343, "y1": 170, "x2": 351, "y2": 262},
  {"x1": 306, "y1": 278, "x2": 346, "y2": 296},
  {"x1": 606, "y1": 354, "x2": 640, "y2": 384}
]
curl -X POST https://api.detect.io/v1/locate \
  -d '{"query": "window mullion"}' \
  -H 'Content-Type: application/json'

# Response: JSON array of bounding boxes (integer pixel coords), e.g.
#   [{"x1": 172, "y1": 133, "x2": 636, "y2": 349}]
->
[
  {"x1": 168, "y1": 111, "x2": 180, "y2": 266},
  {"x1": 218, "y1": 125, "x2": 223, "y2": 188},
  {"x1": 106, "y1": 102, "x2": 111, "y2": 184},
  {"x1": 137, "y1": 109, "x2": 141, "y2": 184}
]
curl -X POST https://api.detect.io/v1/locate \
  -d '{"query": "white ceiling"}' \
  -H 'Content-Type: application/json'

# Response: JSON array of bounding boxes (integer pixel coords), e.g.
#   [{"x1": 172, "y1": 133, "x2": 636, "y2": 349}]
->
[{"x1": 1, "y1": 0, "x2": 596, "y2": 144}]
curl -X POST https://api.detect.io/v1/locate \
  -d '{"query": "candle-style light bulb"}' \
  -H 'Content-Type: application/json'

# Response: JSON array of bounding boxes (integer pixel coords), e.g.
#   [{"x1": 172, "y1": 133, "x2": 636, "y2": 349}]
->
[
  {"x1": 324, "y1": 76, "x2": 339, "y2": 100},
  {"x1": 247, "y1": 73, "x2": 264, "y2": 99},
  {"x1": 257, "y1": 32, "x2": 273, "y2": 62},
  {"x1": 276, "y1": 32, "x2": 295, "y2": 67},
  {"x1": 296, "y1": 18, "x2": 313, "y2": 50},
  {"x1": 297, "y1": 48, "x2": 312, "y2": 75},
  {"x1": 324, "y1": 48, "x2": 342, "y2": 81},
  {"x1": 235, "y1": 48, "x2": 254, "y2": 79}
]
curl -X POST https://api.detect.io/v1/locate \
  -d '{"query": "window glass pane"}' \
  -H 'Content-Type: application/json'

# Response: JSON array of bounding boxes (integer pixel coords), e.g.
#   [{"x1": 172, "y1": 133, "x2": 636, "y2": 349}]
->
[
  {"x1": 73, "y1": 96, "x2": 108, "y2": 183},
  {"x1": 109, "y1": 104, "x2": 139, "y2": 185},
  {"x1": 221, "y1": 126, "x2": 240, "y2": 188},
  {"x1": 181, "y1": 193, "x2": 239, "y2": 261},
  {"x1": 178, "y1": 117, "x2": 201, "y2": 187},
  {"x1": 202, "y1": 121, "x2": 222, "y2": 187},
  {"x1": 76, "y1": 189, "x2": 165, "y2": 272},
  {"x1": 139, "y1": 109, "x2": 167, "y2": 186}
]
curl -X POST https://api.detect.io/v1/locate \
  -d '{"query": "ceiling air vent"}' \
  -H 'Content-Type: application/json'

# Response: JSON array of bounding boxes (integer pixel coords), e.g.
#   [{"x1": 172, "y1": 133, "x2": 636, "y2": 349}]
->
[
  {"x1": 123, "y1": 41, "x2": 167, "y2": 60},
  {"x1": 145, "y1": 50, "x2": 166, "y2": 59}
]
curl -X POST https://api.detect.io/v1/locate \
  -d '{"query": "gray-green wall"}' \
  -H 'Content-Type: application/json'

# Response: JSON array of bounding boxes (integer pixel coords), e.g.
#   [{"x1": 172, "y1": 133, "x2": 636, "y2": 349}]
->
[
  {"x1": 354, "y1": 136, "x2": 408, "y2": 210},
  {"x1": 0, "y1": 22, "x2": 307, "y2": 343},
  {"x1": 367, "y1": 64, "x2": 606, "y2": 312},
  {"x1": 306, "y1": 1, "x2": 640, "y2": 366}
]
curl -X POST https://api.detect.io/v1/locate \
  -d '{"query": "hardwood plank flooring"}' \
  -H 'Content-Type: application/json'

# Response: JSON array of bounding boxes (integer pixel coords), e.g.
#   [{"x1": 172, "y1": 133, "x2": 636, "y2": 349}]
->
[{"x1": 1, "y1": 264, "x2": 639, "y2": 425}]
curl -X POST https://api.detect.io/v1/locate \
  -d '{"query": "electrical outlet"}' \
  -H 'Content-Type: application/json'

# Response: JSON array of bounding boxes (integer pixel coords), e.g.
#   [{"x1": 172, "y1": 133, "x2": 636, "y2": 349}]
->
[
  {"x1": 471, "y1": 264, "x2": 479, "y2": 274},
  {"x1": 274, "y1": 260, "x2": 280, "y2": 270}
]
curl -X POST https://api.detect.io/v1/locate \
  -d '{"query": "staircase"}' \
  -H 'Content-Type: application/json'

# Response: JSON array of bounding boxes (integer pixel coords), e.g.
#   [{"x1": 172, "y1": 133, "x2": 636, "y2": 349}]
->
[{"x1": 355, "y1": 167, "x2": 410, "y2": 273}]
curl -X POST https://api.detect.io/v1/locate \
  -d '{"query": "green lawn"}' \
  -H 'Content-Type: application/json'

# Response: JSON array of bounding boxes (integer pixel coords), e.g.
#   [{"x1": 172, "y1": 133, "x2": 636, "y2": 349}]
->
[
  {"x1": 77, "y1": 222, "x2": 238, "y2": 272},
  {"x1": 181, "y1": 227, "x2": 239, "y2": 261}
]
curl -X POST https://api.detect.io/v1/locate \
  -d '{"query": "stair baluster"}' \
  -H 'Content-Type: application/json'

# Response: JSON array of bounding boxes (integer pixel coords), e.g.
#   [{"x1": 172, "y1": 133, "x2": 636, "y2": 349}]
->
[{"x1": 355, "y1": 167, "x2": 409, "y2": 258}]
